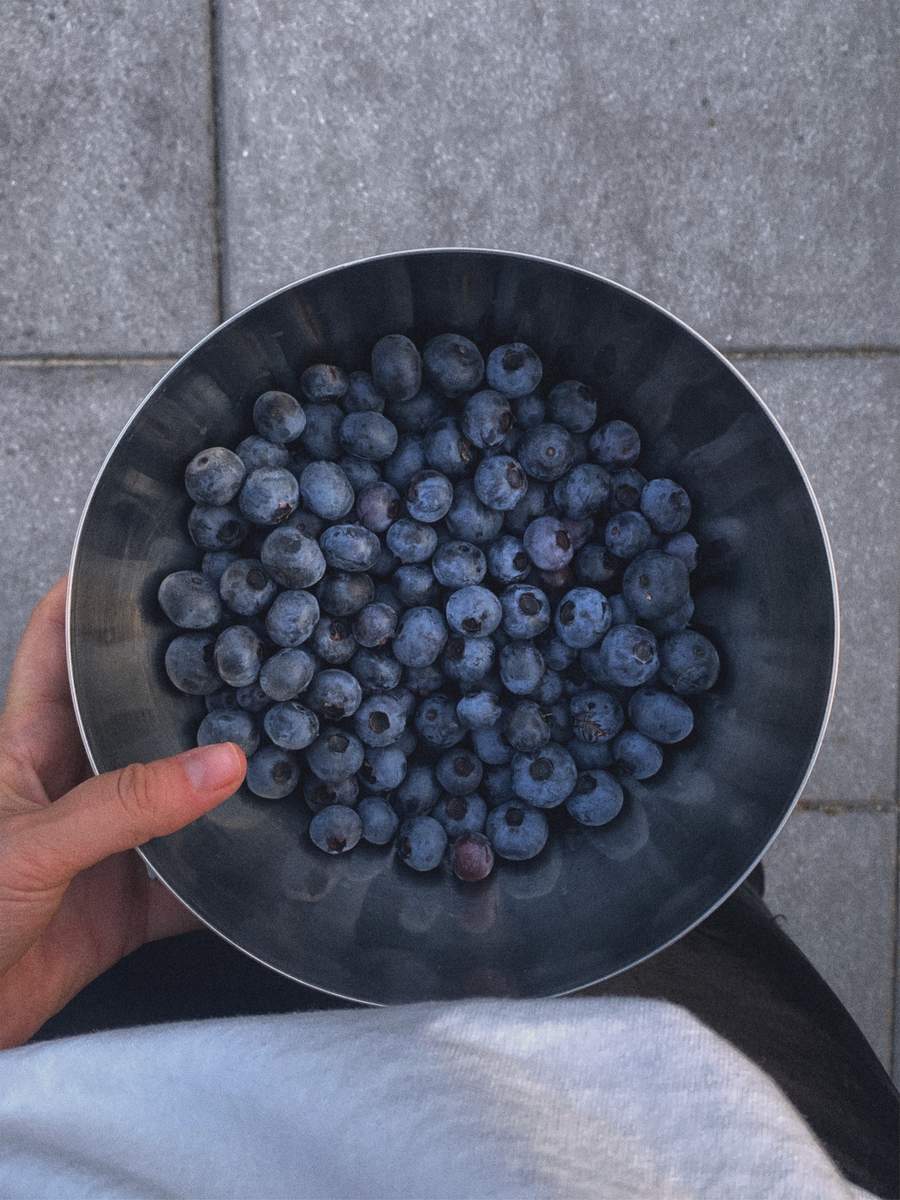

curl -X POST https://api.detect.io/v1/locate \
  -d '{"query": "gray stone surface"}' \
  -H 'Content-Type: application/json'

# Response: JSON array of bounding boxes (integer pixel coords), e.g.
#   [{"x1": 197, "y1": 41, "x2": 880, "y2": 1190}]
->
[
  {"x1": 764, "y1": 807, "x2": 897, "y2": 1070},
  {"x1": 0, "y1": 2, "x2": 216, "y2": 355},
  {"x1": 218, "y1": 0, "x2": 898, "y2": 347},
  {"x1": 736, "y1": 355, "x2": 899, "y2": 804},
  {"x1": 0, "y1": 362, "x2": 168, "y2": 701}
]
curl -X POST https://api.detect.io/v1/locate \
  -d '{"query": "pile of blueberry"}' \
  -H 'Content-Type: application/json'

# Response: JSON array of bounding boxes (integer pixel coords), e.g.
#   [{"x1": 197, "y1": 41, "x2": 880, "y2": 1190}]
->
[{"x1": 159, "y1": 333, "x2": 719, "y2": 883}]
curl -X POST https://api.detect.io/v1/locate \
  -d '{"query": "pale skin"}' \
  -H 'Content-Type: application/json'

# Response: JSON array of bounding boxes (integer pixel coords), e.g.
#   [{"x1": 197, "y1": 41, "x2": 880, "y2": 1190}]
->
[{"x1": 0, "y1": 576, "x2": 247, "y2": 1049}]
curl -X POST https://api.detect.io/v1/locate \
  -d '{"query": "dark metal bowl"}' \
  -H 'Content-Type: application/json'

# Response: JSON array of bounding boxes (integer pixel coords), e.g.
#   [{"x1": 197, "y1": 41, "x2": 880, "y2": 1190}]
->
[{"x1": 66, "y1": 249, "x2": 837, "y2": 1005}]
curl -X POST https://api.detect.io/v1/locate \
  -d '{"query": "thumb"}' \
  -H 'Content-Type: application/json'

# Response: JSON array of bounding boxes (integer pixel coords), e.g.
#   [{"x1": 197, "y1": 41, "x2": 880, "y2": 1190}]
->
[{"x1": 13, "y1": 743, "x2": 246, "y2": 890}]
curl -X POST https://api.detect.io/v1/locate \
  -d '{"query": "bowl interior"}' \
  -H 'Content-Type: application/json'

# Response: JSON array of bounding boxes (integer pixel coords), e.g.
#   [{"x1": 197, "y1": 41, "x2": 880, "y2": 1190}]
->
[{"x1": 68, "y1": 250, "x2": 836, "y2": 1003}]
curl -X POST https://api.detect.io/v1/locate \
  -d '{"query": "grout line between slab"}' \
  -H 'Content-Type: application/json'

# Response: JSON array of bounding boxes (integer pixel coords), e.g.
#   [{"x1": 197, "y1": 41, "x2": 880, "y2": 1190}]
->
[
  {"x1": 0, "y1": 355, "x2": 177, "y2": 368},
  {"x1": 207, "y1": 0, "x2": 226, "y2": 326},
  {"x1": 795, "y1": 800, "x2": 900, "y2": 814},
  {"x1": 724, "y1": 346, "x2": 900, "y2": 359}
]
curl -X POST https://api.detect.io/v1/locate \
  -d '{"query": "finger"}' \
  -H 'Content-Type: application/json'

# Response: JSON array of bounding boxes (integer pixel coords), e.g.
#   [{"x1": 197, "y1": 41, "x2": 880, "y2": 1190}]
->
[
  {"x1": 0, "y1": 576, "x2": 87, "y2": 803},
  {"x1": 7, "y1": 743, "x2": 246, "y2": 891}
]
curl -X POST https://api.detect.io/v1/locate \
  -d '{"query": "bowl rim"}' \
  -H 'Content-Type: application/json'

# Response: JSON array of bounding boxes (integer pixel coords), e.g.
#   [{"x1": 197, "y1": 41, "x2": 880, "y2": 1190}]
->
[{"x1": 65, "y1": 245, "x2": 840, "y2": 1004}]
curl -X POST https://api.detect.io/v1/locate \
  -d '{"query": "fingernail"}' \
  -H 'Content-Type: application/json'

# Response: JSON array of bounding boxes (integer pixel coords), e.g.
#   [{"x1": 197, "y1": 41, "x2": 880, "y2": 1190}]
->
[{"x1": 181, "y1": 743, "x2": 242, "y2": 792}]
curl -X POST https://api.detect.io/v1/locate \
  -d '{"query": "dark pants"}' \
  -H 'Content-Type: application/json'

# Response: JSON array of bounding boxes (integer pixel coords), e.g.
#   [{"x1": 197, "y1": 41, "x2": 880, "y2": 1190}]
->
[{"x1": 32, "y1": 872, "x2": 899, "y2": 1199}]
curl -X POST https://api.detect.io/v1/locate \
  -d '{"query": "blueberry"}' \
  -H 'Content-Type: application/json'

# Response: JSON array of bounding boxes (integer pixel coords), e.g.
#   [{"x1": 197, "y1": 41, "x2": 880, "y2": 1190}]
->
[
  {"x1": 462, "y1": 389, "x2": 513, "y2": 449},
  {"x1": 640, "y1": 478, "x2": 692, "y2": 534},
  {"x1": 310, "y1": 615, "x2": 356, "y2": 664},
  {"x1": 658, "y1": 630, "x2": 720, "y2": 694},
  {"x1": 360, "y1": 744, "x2": 408, "y2": 793},
  {"x1": 537, "y1": 633, "x2": 578, "y2": 672},
  {"x1": 566, "y1": 769, "x2": 624, "y2": 826},
  {"x1": 499, "y1": 642, "x2": 544, "y2": 695},
  {"x1": 445, "y1": 585, "x2": 502, "y2": 637},
  {"x1": 385, "y1": 518, "x2": 437, "y2": 563},
  {"x1": 663, "y1": 531, "x2": 699, "y2": 572},
  {"x1": 486, "y1": 801, "x2": 548, "y2": 861},
  {"x1": 433, "y1": 792, "x2": 487, "y2": 839},
  {"x1": 396, "y1": 816, "x2": 447, "y2": 871},
  {"x1": 185, "y1": 446, "x2": 246, "y2": 505},
  {"x1": 393, "y1": 563, "x2": 439, "y2": 607},
  {"x1": 357, "y1": 796, "x2": 399, "y2": 845},
  {"x1": 253, "y1": 390, "x2": 307, "y2": 444},
  {"x1": 354, "y1": 691, "x2": 407, "y2": 747},
  {"x1": 546, "y1": 378, "x2": 596, "y2": 430},
  {"x1": 395, "y1": 764, "x2": 440, "y2": 816},
  {"x1": 235, "y1": 682, "x2": 270, "y2": 712},
  {"x1": 450, "y1": 832, "x2": 495, "y2": 882},
  {"x1": 481, "y1": 535, "x2": 526, "y2": 585},
  {"x1": 443, "y1": 635, "x2": 496, "y2": 688},
  {"x1": 486, "y1": 343, "x2": 542, "y2": 398},
  {"x1": 456, "y1": 690, "x2": 502, "y2": 729},
  {"x1": 339, "y1": 456, "x2": 380, "y2": 491},
  {"x1": 503, "y1": 700, "x2": 551, "y2": 752},
  {"x1": 482, "y1": 764, "x2": 513, "y2": 807},
  {"x1": 213, "y1": 625, "x2": 264, "y2": 687},
  {"x1": 574, "y1": 543, "x2": 621, "y2": 588},
  {"x1": 219, "y1": 559, "x2": 278, "y2": 617},
  {"x1": 316, "y1": 571, "x2": 374, "y2": 616},
  {"x1": 553, "y1": 587, "x2": 612, "y2": 650},
  {"x1": 570, "y1": 739, "x2": 613, "y2": 769},
  {"x1": 612, "y1": 730, "x2": 663, "y2": 779},
  {"x1": 504, "y1": 479, "x2": 549, "y2": 535},
  {"x1": 351, "y1": 647, "x2": 403, "y2": 692},
  {"x1": 424, "y1": 417, "x2": 476, "y2": 479},
  {"x1": 648, "y1": 596, "x2": 694, "y2": 636},
  {"x1": 628, "y1": 687, "x2": 694, "y2": 743},
  {"x1": 590, "y1": 420, "x2": 641, "y2": 469},
  {"x1": 592, "y1": 624, "x2": 659, "y2": 688},
  {"x1": 569, "y1": 689, "x2": 624, "y2": 743},
  {"x1": 201, "y1": 550, "x2": 240, "y2": 585},
  {"x1": 196, "y1": 709, "x2": 260, "y2": 757},
  {"x1": 205, "y1": 688, "x2": 240, "y2": 712},
  {"x1": 414, "y1": 693, "x2": 465, "y2": 749},
  {"x1": 420, "y1": 332, "x2": 483, "y2": 396},
  {"x1": 551, "y1": 462, "x2": 610, "y2": 520},
  {"x1": 306, "y1": 669, "x2": 363, "y2": 720},
  {"x1": 246, "y1": 745, "x2": 300, "y2": 798},
  {"x1": 622, "y1": 550, "x2": 690, "y2": 620},
  {"x1": 235, "y1": 435, "x2": 290, "y2": 472},
  {"x1": 608, "y1": 467, "x2": 647, "y2": 513},
  {"x1": 445, "y1": 480, "x2": 504, "y2": 543},
  {"x1": 472, "y1": 725, "x2": 514, "y2": 765},
  {"x1": 158, "y1": 570, "x2": 222, "y2": 628},
  {"x1": 263, "y1": 701, "x2": 319, "y2": 750},
  {"x1": 432, "y1": 750, "x2": 480, "y2": 798},
  {"x1": 352, "y1": 602, "x2": 398, "y2": 648},
  {"x1": 320, "y1": 523, "x2": 381, "y2": 573},
  {"x1": 265, "y1": 589, "x2": 319, "y2": 647},
  {"x1": 383, "y1": 434, "x2": 427, "y2": 490},
  {"x1": 300, "y1": 363, "x2": 349, "y2": 403},
  {"x1": 188, "y1": 504, "x2": 249, "y2": 552},
  {"x1": 404, "y1": 469, "x2": 453, "y2": 523},
  {"x1": 259, "y1": 647, "x2": 317, "y2": 700},
  {"x1": 346, "y1": 484, "x2": 394, "y2": 538},
  {"x1": 298, "y1": 462, "x2": 354, "y2": 520},
  {"x1": 472, "y1": 455, "x2": 527, "y2": 512},
  {"x1": 392, "y1": 606, "x2": 448, "y2": 668},
  {"x1": 304, "y1": 775, "x2": 359, "y2": 812},
  {"x1": 392, "y1": 386, "x2": 447, "y2": 434},
  {"x1": 298, "y1": 402, "x2": 343, "y2": 460},
  {"x1": 500, "y1": 584, "x2": 551, "y2": 639},
  {"x1": 260, "y1": 527, "x2": 326, "y2": 588},
  {"x1": 309, "y1": 805, "x2": 362, "y2": 855},
  {"x1": 344, "y1": 370, "x2": 385, "y2": 413},
  {"x1": 306, "y1": 728, "x2": 365, "y2": 783},
  {"x1": 518, "y1": 424, "x2": 574, "y2": 482},
  {"x1": 371, "y1": 545, "x2": 400, "y2": 579},
  {"x1": 339, "y1": 411, "x2": 398, "y2": 461},
  {"x1": 604, "y1": 511, "x2": 653, "y2": 560},
  {"x1": 523, "y1": 516, "x2": 573, "y2": 571},
  {"x1": 402, "y1": 665, "x2": 442, "y2": 698},
  {"x1": 511, "y1": 744, "x2": 576, "y2": 808},
  {"x1": 428, "y1": 542, "x2": 483, "y2": 589},
  {"x1": 605, "y1": 594, "x2": 631, "y2": 627},
  {"x1": 534, "y1": 670, "x2": 563, "y2": 706},
  {"x1": 371, "y1": 334, "x2": 422, "y2": 403},
  {"x1": 283, "y1": 506, "x2": 325, "y2": 539}
]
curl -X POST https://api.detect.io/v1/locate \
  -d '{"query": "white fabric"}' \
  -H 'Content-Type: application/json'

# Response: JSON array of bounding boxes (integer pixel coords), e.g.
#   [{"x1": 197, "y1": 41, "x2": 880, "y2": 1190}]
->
[{"x1": 0, "y1": 997, "x2": 872, "y2": 1199}]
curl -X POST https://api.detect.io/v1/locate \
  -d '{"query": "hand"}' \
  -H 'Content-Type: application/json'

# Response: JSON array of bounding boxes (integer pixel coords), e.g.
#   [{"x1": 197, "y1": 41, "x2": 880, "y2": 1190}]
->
[{"x1": 0, "y1": 577, "x2": 247, "y2": 1048}]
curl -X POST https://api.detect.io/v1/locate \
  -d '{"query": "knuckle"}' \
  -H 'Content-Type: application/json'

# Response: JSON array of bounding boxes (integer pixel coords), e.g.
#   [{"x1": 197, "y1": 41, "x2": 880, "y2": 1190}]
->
[{"x1": 114, "y1": 762, "x2": 159, "y2": 827}]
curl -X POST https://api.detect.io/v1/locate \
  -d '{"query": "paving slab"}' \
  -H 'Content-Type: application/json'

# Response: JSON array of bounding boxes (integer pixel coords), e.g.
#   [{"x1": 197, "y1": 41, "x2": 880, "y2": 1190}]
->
[
  {"x1": 0, "y1": 362, "x2": 168, "y2": 700},
  {"x1": 0, "y1": 1, "x2": 216, "y2": 355},
  {"x1": 735, "y1": 355, "x2": 899, "y2": 804},
  {"x1": 764, "y1": 807, "x2": 897, "y2": 1071},
  {"x1": 218, "y1": 0, "x2": 898, "y2": 348}
]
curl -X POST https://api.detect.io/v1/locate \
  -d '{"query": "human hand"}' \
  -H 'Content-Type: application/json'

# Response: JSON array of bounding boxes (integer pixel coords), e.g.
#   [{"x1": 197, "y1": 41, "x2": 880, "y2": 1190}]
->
[{"x1": 0, "y1": 576, "x2": 246, "y2": 1049}]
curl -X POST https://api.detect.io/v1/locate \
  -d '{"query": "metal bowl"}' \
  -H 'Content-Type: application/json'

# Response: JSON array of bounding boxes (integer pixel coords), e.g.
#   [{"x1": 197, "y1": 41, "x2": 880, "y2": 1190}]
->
[{"x1": 67, "y1": 248, "x2": 837, "y2": 1005}]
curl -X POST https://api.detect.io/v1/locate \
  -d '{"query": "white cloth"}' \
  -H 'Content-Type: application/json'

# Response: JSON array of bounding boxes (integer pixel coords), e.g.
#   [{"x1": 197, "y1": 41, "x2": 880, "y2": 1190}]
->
[{"x1": 0, "y1": 997, "x2": 872, "y2": 1199}]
